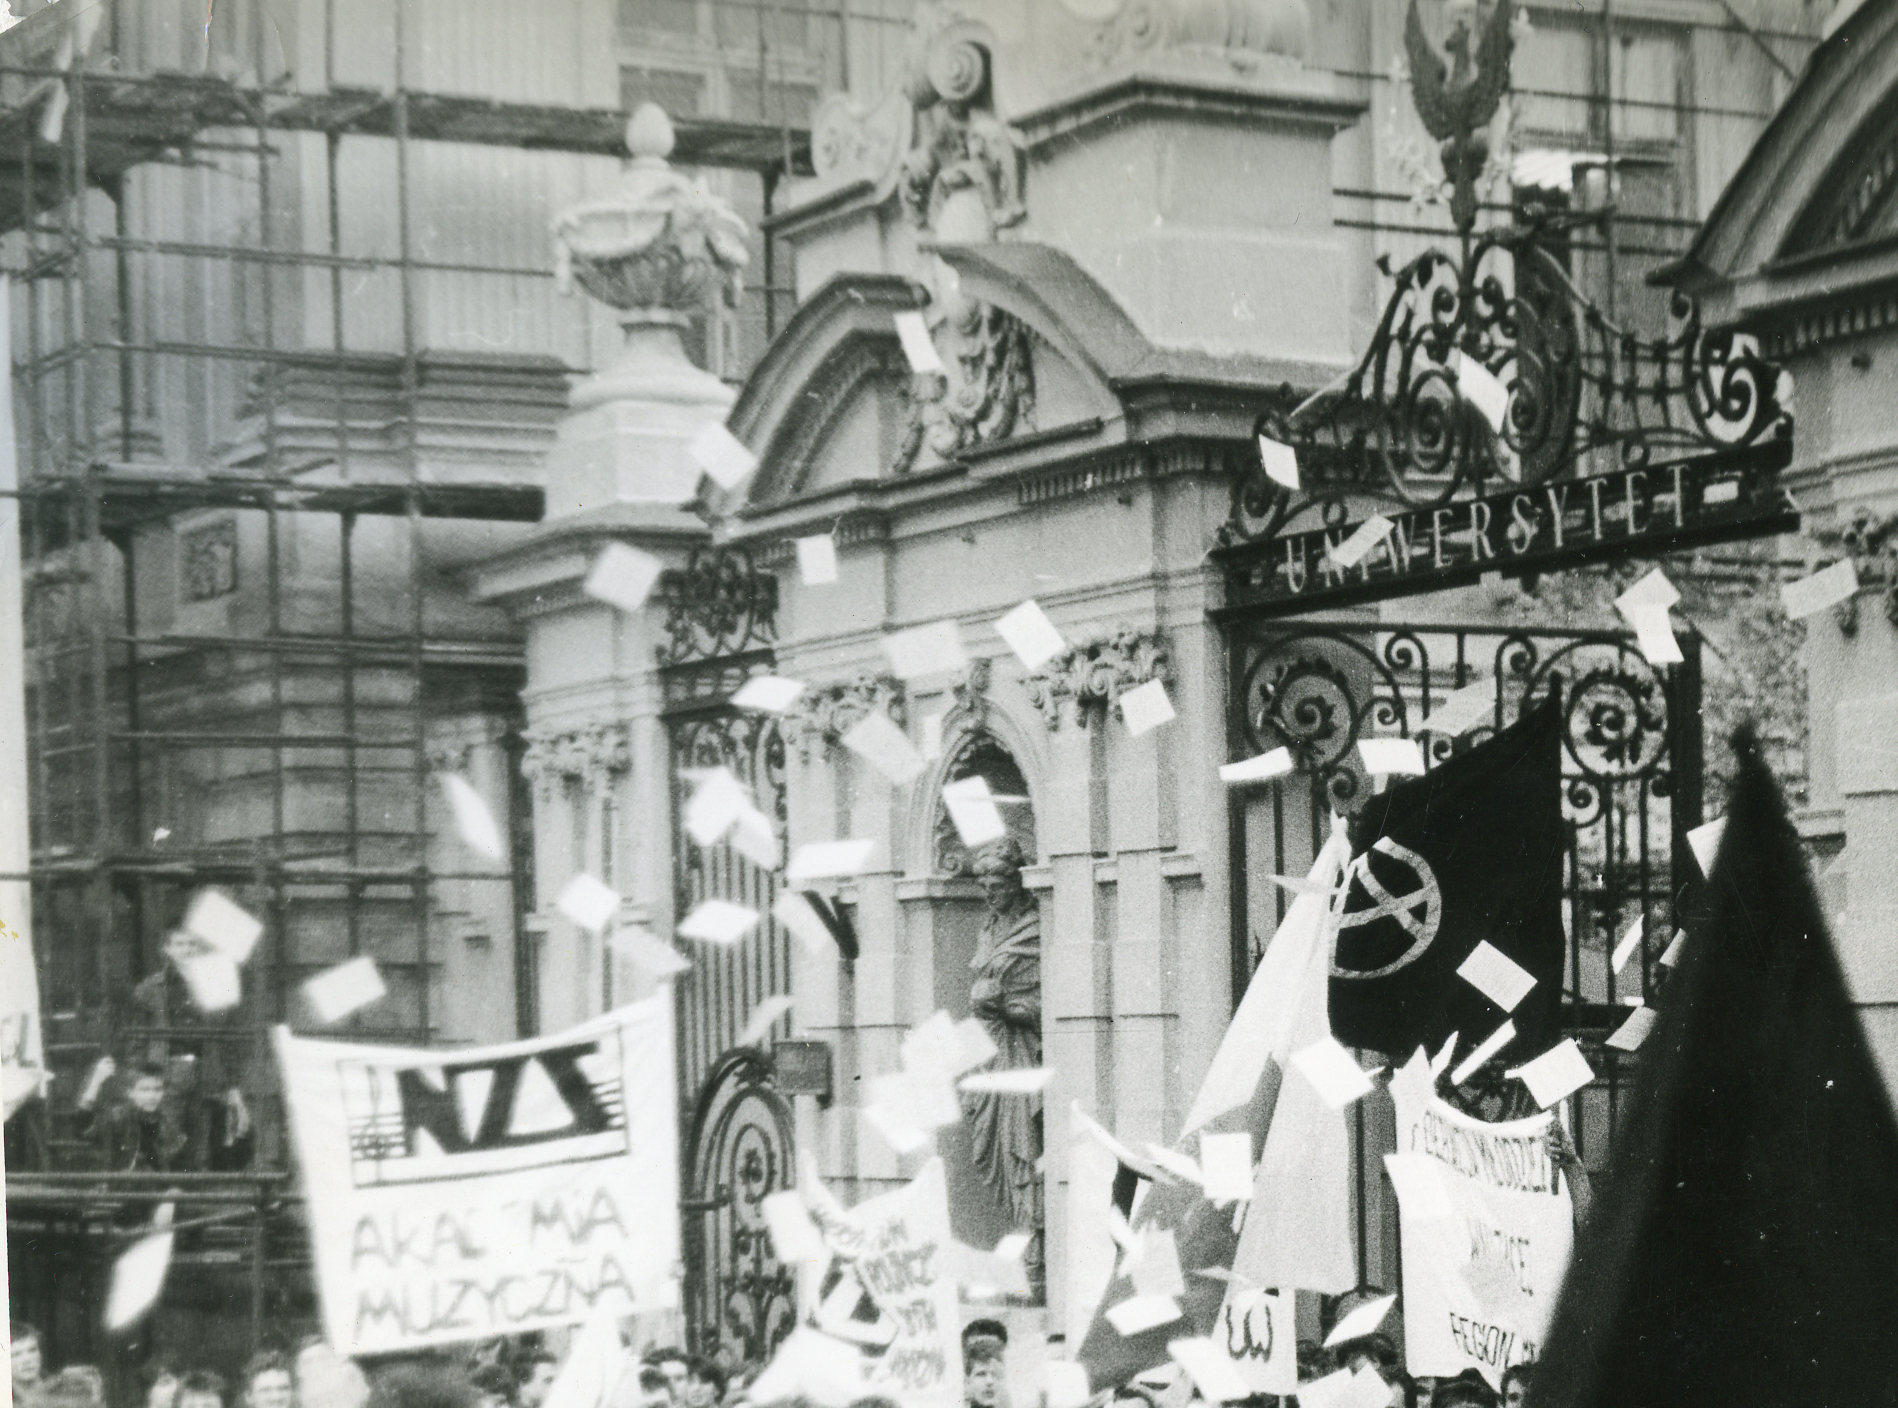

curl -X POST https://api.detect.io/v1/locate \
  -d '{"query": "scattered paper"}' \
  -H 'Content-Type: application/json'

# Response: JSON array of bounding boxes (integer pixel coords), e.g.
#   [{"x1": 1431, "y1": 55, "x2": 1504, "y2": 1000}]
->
[
  {"x1": 1612, "y1": 915, "x2": 1645, "y2": 974},
  {"x1": 761, "y1": 1189, "x2": 826, "y2": 1264},
  {"x1": 1453, "y1": 350, "x2": 1509, "y2": 433},
  {"x1": 1382, "y1": 1153, "x2": 1455, "y2": 1220},
  {"x1": 172, "y1": 949, "x2": 241, "y2": 1012},
  {"x1": 841, "y1": 712, "x2": 926, "y2": 785},
  {"x1": 733, "y1": 675, "x2": 806, "y2": 713},
  {"x1": 1323, "y1": 1292, "x2": 1398, "y2": 1348},
  {"x1": 1168, "y1": 1338, "x2": 1252, "y2": 1404},
  {"x1": 1687, "y1": 817, "x2": 1726, "y2": 876},
  {"x1": 1509, "y1": 1038, "x2": 1594, "y2": 1108},
  {"x1": 303, "y1": 956, "x2": 385, "y2": 1025},
  {"x1": 1071, "y1": 1101, "x2": 1172, "y2": 1184},
  {"x1": 1782, "y1": 558, "x2": 1857, "y2": 618},
  {"x1": 556, "y1": 873, "x2": 621, "y2": 932},
  {"x1": 688, "y1": 421, "x2": 759, "y2": 490},
  {"x1": 786, "y1": 838, "x2": 878, "y2": 883},
  {"x1": 921, "y1": 711, "x2": 946, "y2": 761},
  {"x1": 730, "y1": 806, "x2": 780, "y2": 869},
  {"x1": 1327, "y1": 515, "x2": 1395, "y2": 570},
  {"x1": 184, "y1": 889, "x2": 263, "y2": 964},
  {"x1": 1422, "y1": 677, "x2": 1496, "y2": 737},
  {"x1": 1450, "y1": 1019, "x2": 1516, "y2": 1084},
  {"x1": 996, "y1": 600, "x2": 1067, "y2": 671},
  {"x1": 685, "y1": 767, "x2": 751, "y2": 846},
  {"x1": 1108, "y1": 1294, "x2": 1182, "y2": 1337},
  {"x1": 441, "y1": 774, "x2": 507, "y2": 862},
  {"x1": 1625, "y1": 602, "x2": 1684, "y2": 666},
  {"x1": 1120, "y1": 679, "x2": 1176, "y2": 737},
  {"x1": 1258, "y1": 435, "x2": 1299, "y2": 491},
  {"x1": 105, "y1": 1232, "x2": 174, "y2": 1331},
  {"x1": 607, "y1": 925, "x2": 692, "y2": 977},
  {"x1": 677, "y1": 899, "x2": 761, "y2": 945},
  {"x1": 882, "y1": 620, "x2": 969, "y2": 682},
  {"x1": 1143, "y1": 1143, "x2": 1205, "y2": 1187},
  {"x1": 950, "y1": 1017, "x2": 999, "y2": 1073},
  {"x1": 943, "y1": 775, "x2": 1007, "y2": 846},
  {"x1": 893, "y1": 310, "x2": 944, "y2": 374},
  {"x1": 1357, "y1": 736, "x2": 1426, "y2": 776},
  {"x1": 1659, "y1": 929, "x2": 1687, "y2": 967},
  {"x1": 1044, "y1": 1363, "x2": 1091, "y2": 1408},
  {"x1": 1131, "y1": 1228, "x2": 1186, "y2": 1300},
  {"x1": 775, "y1": 891, "x2": 834, "y2": 960},
  {"x1": 862, "y1": 1099, "x2": 929, "y2": 1155},
  {"x1": 582, "y1": 542, "x2": 665, "y2": 614},
  {"x1": 1220, "y1": 748, "x2": 1294, "y2": 784},
  {"x1": 1615, "y1": 567, "x2": 1680, "y2": 615},
  {"x1": 1290, "y1": 1038, "x2": 1378, "y2": 1109},
  {"x1": 1605, "y1": 1005, "x2": 1659, "y2": 1052},
  {"x1": 1197, "y1": 1131, "x2": 1254, "y2": 1203},
  {"x1": 959, "y1": 1067, "x2": 1053, "y2": 1094},
  {"x1": 796, "y1": 535, "x2": 839, "y2": 586},
  {"x1": 1456, "y1": 940, "x2": 1537, "y2": 1012},
  {"x1": 739, "y1": 995, "x2": 796, "y2": 1048},
  {"x1": 1430, "y1": 1032, "x2": 1459, "y2": 1078}
]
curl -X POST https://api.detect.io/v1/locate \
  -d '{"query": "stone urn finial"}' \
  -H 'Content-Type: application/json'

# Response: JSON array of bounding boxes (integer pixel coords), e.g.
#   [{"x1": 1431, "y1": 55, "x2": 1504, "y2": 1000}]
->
[{"x1": 552, "y1": 102, "x2": 750, "y2": 328}]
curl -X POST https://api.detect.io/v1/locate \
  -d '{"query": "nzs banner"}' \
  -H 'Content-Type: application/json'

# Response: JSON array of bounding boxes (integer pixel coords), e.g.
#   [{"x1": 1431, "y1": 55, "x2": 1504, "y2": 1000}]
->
[
  {"x1": 275, "y1": 995, "x2": 679, "y2": 1355},
  {"x1": 1389, "y1": 1051, "x2": 1573, "y2": 1387}
]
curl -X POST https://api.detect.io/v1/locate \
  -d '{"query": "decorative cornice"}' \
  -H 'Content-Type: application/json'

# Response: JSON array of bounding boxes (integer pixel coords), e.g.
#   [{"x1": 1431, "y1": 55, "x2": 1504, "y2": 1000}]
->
[
  {"x1": 1834, "y1": 507, "x2": 1891, "y2": 635},
  {"x1": 519, "y1": 721, "x2": 632, "y2": 799},
  {"x1": 949, "y1": 656, "x2": 992, "y2": 731},
  {"x1": 1025, "y1": 626, "x2": 1171, "y2": 729},
  {"x1": 787, "y1": 673, "x2": 909, "y2": 761}
]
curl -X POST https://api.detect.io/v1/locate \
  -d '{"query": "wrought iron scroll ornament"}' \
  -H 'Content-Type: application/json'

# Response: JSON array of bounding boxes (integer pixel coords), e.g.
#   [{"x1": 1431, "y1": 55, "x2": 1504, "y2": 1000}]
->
[
  {"x1": 657, "y1": 543, "x2": 779, "y2": 667},
  {"x1": 1025, "y1": 626, "x2": 1170, "y2": 729}
]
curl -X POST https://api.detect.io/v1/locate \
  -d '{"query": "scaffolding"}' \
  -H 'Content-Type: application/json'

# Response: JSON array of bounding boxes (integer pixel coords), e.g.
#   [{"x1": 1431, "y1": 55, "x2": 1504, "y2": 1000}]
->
[{"x1": 1, "y1": 0, "x2": 816, "y2": 1384}]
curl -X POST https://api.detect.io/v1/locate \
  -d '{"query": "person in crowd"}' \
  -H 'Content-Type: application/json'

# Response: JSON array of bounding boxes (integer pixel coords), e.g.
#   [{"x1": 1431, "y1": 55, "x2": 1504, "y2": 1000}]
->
[
  {"x1": 963, "y1": 1342, "x2": 1005, "y2": 1408},
  {"x1": 363, "y1": 1365, "x2": 480, "y2": 1408},
  {"x1": 75, "y1": 1058, "x2": 186, "y2": 1172},
  {"x1": 11, "y1": 1321, "x2": 47, "y2": 1407},
  {"x1": 130, "y1": 932, "x2": 255, "y2": 1171},
  {"x1": 243, "y1": 1351, "x2": 296, "y2": 1408},
  {"x1": 1433, "y1": 1371, "x2": 1497, "y2": 1408},
  {"x1": 1333, "y1": 1332, "x2": 1406, "y2": 1407},
  {"x1": 1545, "y1": 1121, "x2": 1593, "y2": 1226},
  {"x1": 141, "y1": 1358, "x2": 183, "y2": 1408},
  {"x1": 1497, "y1": 1364, "x2": 1531, "y2": 1408},
  {"x1": 516, "y1": 1352, "x2": 558, "y2": 1408},
  {"x1": 295, "y1": 1340, "x2": 369, "y2": 1408},
  {"x1": 640, "y1": 1350, "x2": 689, "y2": 1408},
  {"x1": 959, "y1": 1321, "x2": 1008, "y2": 1358},
  {"x1": 177, "y1": 1371, "x2": 230, "y2": 1408},
  {"x1": 469, "y1": 1365, "x2": 516, "y2": 1408},
  {"x1": 37, "y1": 1368, "x2": 104, "y2": 1408},
  {"x1": 680, "y1": 1361, "x2": 724, "y2": 1408}
]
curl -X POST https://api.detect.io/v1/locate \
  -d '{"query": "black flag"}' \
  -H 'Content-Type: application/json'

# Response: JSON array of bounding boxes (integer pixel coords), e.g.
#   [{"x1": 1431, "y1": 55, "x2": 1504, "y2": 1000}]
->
[
  {"x1": 1329, "y1": 697, "x2": 1564, "y2": 1059},
  {"x1": 1529, "y1": 734, "x2": 1898, "y2": 1408}
]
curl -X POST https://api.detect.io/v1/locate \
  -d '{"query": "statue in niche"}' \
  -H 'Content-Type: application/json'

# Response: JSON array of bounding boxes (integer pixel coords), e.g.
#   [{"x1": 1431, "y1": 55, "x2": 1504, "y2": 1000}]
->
[{"x1": 964, "y1": 835, "x2": 1044, "y2": 1299}]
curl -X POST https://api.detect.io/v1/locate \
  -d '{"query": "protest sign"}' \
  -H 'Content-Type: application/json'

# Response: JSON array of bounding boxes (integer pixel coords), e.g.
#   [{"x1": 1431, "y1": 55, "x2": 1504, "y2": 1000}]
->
[
  {"x1": 803, "y1": 1158, "x2": 964, "y2": 1408},
  {"x1": 1389, "y1": 1051, "x2": 1572, "y2": 1386},
  {"x1": 1213, "y1": 1286, "x2": 1296, "y2": 1396},
  {"x1": 274, "y1": 993, "x2": 679, "y2": 1355}
]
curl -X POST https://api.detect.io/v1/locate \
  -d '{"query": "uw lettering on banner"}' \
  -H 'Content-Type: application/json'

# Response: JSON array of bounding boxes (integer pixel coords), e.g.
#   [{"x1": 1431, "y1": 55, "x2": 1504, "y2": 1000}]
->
[
  {"x1": 1389, "y1": 1051, "x2": 1573, "y2": 1388},
  {"x1": 274, "y1": 995, "x2": 680, "y2": 1355},
  {"x1": 1216, "y1": 1287, "x2": 1296, "y2": 1396},
  {"x1": 805, "y1": 1159, "x2": 964, "y2": 1408}
]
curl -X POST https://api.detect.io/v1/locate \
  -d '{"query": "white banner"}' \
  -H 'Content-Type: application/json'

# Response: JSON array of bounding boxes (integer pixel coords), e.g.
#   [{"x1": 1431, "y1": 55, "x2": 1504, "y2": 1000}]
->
[
  {"x1": 1214, "y1": 1286, "x2": 1297, "y2": 1396},
  {"x1": 804, "y1": 1158, "x2": 964, "y2": 1408},
  {"x1": 1389, "y1": 1051, "x2": 1573, "y2": 1386},
  {"x1": 275, "y1": 995, "x2": 679, "y2": 1355}
]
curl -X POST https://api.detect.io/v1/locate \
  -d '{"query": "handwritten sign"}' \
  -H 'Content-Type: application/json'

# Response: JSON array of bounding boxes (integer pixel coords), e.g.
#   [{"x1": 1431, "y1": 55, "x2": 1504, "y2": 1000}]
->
[
  {"x1": 1388, "y1": 1051, "x2": 1572, "y2": 1387},
  {"x1": 1215, "y1": 1287, "x2": 1296, "y2": 1396},
  {"x1": 274, "y1": 994, "x2": 679, "y2": 1355},
  {"x1": 805, "y1": 1159, "x2": 964, "y2": 1408},
  {"x1": 1219, "y1": 443, "x2": 1797, "y2": 618}
]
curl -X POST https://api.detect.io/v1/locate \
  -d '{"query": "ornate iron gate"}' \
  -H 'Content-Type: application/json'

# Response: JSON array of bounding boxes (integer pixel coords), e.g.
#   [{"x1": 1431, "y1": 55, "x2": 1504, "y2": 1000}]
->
[
  {"x1": 658, "y1": 544, "x2": 798, "y2": 1361},
  {"x1": 1224, "y1": 617, "x2": 1702, "y2": 1285}
]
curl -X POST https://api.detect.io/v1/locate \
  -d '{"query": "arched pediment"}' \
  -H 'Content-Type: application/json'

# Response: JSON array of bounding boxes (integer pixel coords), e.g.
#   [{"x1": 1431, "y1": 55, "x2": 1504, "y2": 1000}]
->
[
  {"x1": 1675, "y1": 0, "x2": 1898, "y2": 293},
  {"x1": 728, "y1": 246, "x2": 1152, "y2": 511}
]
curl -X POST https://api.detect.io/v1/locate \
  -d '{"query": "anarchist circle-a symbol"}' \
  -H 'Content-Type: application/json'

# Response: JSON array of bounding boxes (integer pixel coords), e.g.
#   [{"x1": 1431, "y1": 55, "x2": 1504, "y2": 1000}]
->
[{"x1": 1330, "y1": 837, "x2": 1443, "y2": 979}]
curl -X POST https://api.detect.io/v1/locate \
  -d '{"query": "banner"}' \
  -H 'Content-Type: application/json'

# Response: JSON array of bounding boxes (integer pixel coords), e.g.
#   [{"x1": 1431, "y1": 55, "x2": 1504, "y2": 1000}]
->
[
  {"x1": 1214, "y1": 1287, "x2": 1296, "y2": 1397},
  {"x1": 1389, "y1": 1051, "x2": 1572, "y2": 1386},
  {"x1": 803, "y1": 1158, "x2": 963, "y2": 1408},
  {"x1": 274, "y1": 994, "x2": 679, "y2": 1355}
]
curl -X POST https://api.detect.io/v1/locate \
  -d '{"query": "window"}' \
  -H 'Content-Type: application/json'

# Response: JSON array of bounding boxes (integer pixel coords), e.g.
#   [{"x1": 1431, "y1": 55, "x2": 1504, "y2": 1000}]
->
[{"x1": 620, "y1": 66, "x2": 707, "y2": 118}]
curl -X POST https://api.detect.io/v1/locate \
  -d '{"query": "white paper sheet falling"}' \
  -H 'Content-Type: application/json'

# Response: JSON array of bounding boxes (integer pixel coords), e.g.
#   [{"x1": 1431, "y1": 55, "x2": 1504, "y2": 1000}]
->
[
  {"x1": 1455, "y1": 940, "x2": 1537, "y2": 1012},
  {"x1": 1782, "y1": 558, "x2": 1857, "y2": 618},
  {"x1": 773, "y1": 891, "x2": 835, "y2": 960},
  {"x1": 1258, "y1": 435, "x2": 1299, "y2": 490},
  {"x1": 303, "y1": 956, "x2": 386, "y2": 1025},
  {"x1": 555, "y1": 873, "x2": 621, "y2": 932},
  {"x1": 1659, "y1": 929, "x2": 1687, "y2": 967},
  {"x1": 688, "y1": 421, "x2": 759, "y2": 490},
  {"x1": 1450, "y1": 1019, "x2": 1517, "y2": 1084},
  {"x1": 172, "y1": 949, "x2": 242, "y2": 1013},
  {"x1": 761, "y1": 1189, "x2": 826, "y2": 1264},
  {"x1": 880, "y1": 620, "x2": 967, "y2": 680},
  {"x1": 685, "y1": 767, "x2": 751, "y2": 846},
  {"x1": 1625, "y1": 603, "x2": 1685, "y2": 665},
  {"x1": 105, "y1": 1231, "x2": 175, "y2": 1330},
  {"x1": 893, "y1": 310, "x2": 945, "y2": 374},
  {"x1": 1197, "y1": 1131, "x2": 1254, "y2": 1203},
  {"x1": 942, "y1": 775, "x2": 1008, "y2": 846},
  {"x1": 1168, "y1": 1338, "x2": 1252, "y2": 1403},
  {"x1": 1323, "y1": 1293, "x2": 1398, "y2": 1348},
  {"x1": 1357, "y1": 737, "x2": 1426, "y2": 776},
  {"x1": 607, "y1": 925, "x2": 692, "y2": 977},
  {"x1": 1219, "y1": 748, "x2": 1294, "y2": 784},
  {"x1": 1107, "y1": 1294, "x2": 1182, "y2": 1337},
  {"x1": 582, "y1": 542, "x2": 665, "y2": 614},
  {"x1": 921, "y1": 710, "x2": 946, "y2": 761},
  {"x1": 785, "y1": 838, "x2": 878, "y2": 883},
  {"x1": 677, "y1": 899, "x2": 761, "y2": 944},
  {"x1": 440, "y1": 774, "x2": 507, "y2": 863},
  {"x1": 796, "y1": 535, "x2": 839, "y2": 586},
  {"x1": 1422, "y1": 677, "x2": 1497, "y2": 737},
  {"x1": 732, "y1": 675, "x2": 806, "y2": 713},
  {"x1": 1509, "y1": 1038, "x2": 1595, "y2": 1108},
  {"x1": 1131, "y1": 1227, "x2": 1186, "y2": 1299},
  {"x1": 1453, "y1": 350, "x2": 1510, "y2": 433},
  {"x1": 184, "y1": 889, "x2": 263, "y2": 964},
  {"x1": 958, "y1": 1067, "x2": 1053, "y2": 1094},
  {"x1": 729, "y1": 806, "x2": 781, "y2": 869},
  {"x1": 840, "y1": 712, "x2": 926, "y2": 785},
  {"x1": 995, "y1": 599, "x2": 1067, "y2": 671},
  {"x1": 1326, "y1": 515, "x2": 1395, "y2": 570},
  {"x1": 1044, "y1": 1363, "x2": 1091, "y2": 1408},
  {"x1": 1605, "y1": 1005, "x2": 1659, "y2": 1052},
  {"x1": 1687, "y1": 817, "x2": 1726, "y2": 876},
  {"x1": 1119, "y1": 679, "x2": 1176, "y2": 737},
  {"x1": 1611, "y1": 915, "x2": 1645, "y2": 974},
  {"x1": 1290, "y1": 1038, "x2": 1379, "y2": 1109},
  {"x1": 739, "y1": 995, "x2": 796, "y2": 1047},
  {"x1": 1615, "y1": 567, "x2": 1680, "y2": 615}
]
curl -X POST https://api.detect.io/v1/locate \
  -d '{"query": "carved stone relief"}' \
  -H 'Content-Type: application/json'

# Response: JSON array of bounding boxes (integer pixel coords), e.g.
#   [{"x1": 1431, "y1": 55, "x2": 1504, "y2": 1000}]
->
[
  {"x1": 1025, "y1": 626, "x2": 1172, "y2": 729},
  {"x1": 519, "y1": 721, "x2": 632, "y2": 800},
  {"x1": 787, "y1": 674, "x2": 909, "y2": 762}
]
